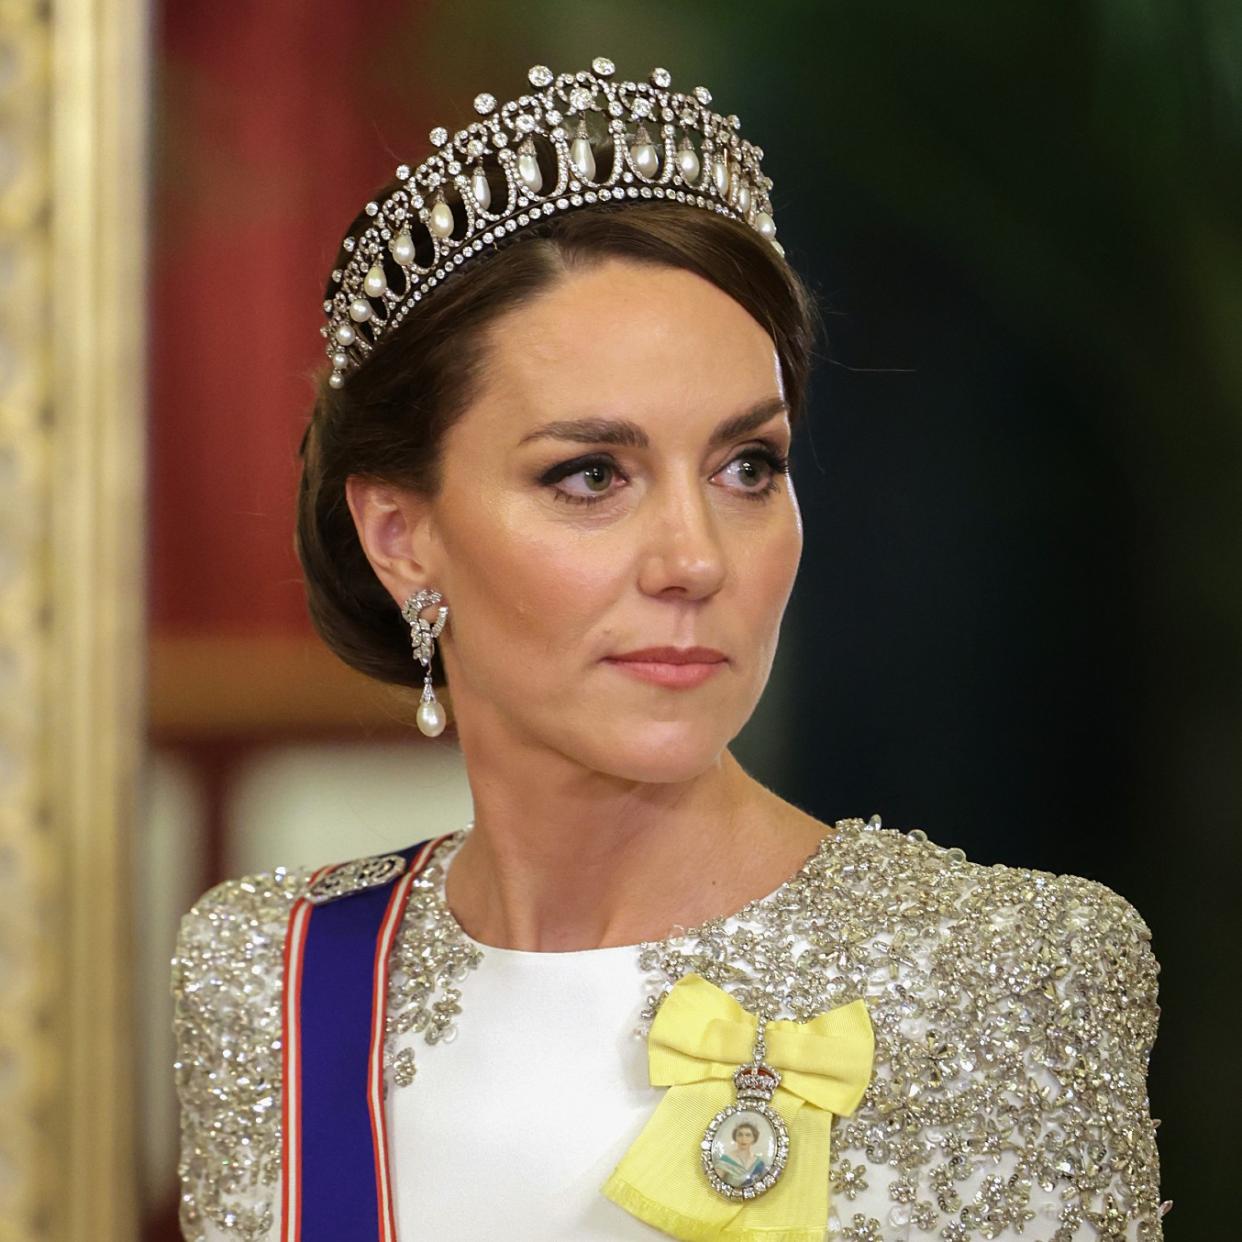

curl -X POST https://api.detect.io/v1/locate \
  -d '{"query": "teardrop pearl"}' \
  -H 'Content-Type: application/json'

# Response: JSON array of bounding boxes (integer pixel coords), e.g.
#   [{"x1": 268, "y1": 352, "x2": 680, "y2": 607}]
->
[
  {"x1": 428, "y1": 199, "x2": 455, "y2": 239},
  {"x1": 570, "y1": 136, "x2": 596, "y2": 180},
  {"x1": 712, "y1": 156, "x2": 729, "y2": 194},
  {"x1": 675, "y1": 143, "x2": 700, "y2": 182},
  {"x1": 348, "y1": 298, "x2": 372, "y2": 323},
  {"x1": 735, "y1": 181, "x2": 752, "y2": 214},
  {"x1": 328, "y1": 372, "x2": 345, "y2": 390},
  {"x1": 416, "y1": 698, "x2": 447, "y2": 737},
  {"x1": 364, "y1": 263, "x2": 387, "y2": 297},
  {"x1": 390, "y1": 230, "x2": 415, "y2": 265},
  {"x1": 518, "y1": 150, "x2": 542, "y2": 193},
  {"x1": 631, "y1": 136, "x2": 659, "y2": 179},
  {"x1": 754, "y1": 210, "x2": 776, "y2": 240},
  {"x1": 471, "y1": 168, "x2": 491, "y2": 210},
  {"x1": 334, "y1": 322, "x2": 356, "y2": 346}
]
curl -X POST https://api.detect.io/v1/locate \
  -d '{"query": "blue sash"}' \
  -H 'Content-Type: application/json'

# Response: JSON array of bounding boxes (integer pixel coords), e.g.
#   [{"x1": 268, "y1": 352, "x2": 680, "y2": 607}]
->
[{"x1": 281, "y1": 836, "x2": 448, "y2": 1241}]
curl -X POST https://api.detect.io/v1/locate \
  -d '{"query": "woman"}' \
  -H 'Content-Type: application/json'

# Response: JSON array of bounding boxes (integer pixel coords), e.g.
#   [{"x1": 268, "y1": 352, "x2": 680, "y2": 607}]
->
[
  {"x1": 715, "y1": 1121, "x2": 769, "y2": 1190},
  {"x1": 172, "y1": 57, "x2": 1165, "y2": 1241}
]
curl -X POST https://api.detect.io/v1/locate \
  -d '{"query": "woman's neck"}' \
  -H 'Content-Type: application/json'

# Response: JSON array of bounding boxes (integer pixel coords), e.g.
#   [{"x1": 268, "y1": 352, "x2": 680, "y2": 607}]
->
[{"x1": 443, "y1": 746, "x2": 828, "y2": 952}]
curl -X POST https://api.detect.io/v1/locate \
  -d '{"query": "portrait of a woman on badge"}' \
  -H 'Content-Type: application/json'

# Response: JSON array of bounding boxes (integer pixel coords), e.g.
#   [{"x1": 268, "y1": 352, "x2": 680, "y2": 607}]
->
[{"x1": 711, "y1": 1114, "x2": 775, "y2": 1189}]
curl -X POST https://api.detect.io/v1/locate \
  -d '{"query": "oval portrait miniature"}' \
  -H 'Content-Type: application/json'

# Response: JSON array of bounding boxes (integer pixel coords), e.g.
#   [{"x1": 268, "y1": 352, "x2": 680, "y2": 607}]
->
[{"x1": 702, "y1": 1105, "x2": 788, "y2": 1198}]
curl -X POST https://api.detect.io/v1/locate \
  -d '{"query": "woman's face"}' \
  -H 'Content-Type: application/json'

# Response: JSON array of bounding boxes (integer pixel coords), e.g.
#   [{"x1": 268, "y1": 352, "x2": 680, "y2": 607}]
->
[
  {"x1": 734, "y1": 1125, "x2": 757, "y2": 1151},
  {"x1": 376, "y1": 256, "x2": 802, "y2": 783}
]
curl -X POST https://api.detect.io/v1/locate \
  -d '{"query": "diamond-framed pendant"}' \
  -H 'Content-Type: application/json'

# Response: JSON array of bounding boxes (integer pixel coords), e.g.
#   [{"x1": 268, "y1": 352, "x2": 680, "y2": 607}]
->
[{"x1": 701, "y1": 1015, "x2": 790, "y2": 1199}]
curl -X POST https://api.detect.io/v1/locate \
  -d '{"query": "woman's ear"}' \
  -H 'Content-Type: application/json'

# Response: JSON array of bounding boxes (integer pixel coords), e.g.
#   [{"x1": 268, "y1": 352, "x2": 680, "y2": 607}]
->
[{"x1": 344, "y1": 476, "x2": 438, "y2": 607}]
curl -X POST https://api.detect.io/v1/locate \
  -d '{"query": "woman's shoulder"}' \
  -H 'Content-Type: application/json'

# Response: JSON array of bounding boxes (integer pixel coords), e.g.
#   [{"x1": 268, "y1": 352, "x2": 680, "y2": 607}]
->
[
  {"x1": 178, "y1": 861, "x2": 312, "y2": 940},
  {"x1": 812, "y1": 820, "x2": 1166, "y2": 1236},
  {"x1": 171, "y1": 864, "x2": 313, "y2": 1242},
  {"x1": 828, "y1": 816, "x2": 1160, "y2": 1034},
  {"x1": 838, "y1": 814, "x2": 1154, "y2": 939},
  {"x1": 172, "y1": 863, "x2": 315, "y2": 1003}
]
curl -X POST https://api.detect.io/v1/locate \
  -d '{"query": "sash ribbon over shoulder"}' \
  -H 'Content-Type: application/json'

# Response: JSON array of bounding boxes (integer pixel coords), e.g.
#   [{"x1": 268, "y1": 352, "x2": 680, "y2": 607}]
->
[
  {"x1": 602, "y1": 974, "x2": 875, "y2": 1242},
  {"x1": 280, "y1": 837, "x2": 448, "y2": 1242}
]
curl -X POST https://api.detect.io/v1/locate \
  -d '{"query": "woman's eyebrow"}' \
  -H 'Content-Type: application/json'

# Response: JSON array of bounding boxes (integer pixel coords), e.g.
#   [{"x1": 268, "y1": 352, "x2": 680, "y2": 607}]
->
[{"x1": 516, "y1": 397, "x2": 790, "y2": 450}]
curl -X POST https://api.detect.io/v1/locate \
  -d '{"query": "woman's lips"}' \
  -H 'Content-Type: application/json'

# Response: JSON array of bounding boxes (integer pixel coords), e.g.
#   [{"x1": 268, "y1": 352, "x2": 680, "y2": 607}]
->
[{"x1": 603, "y1": 647, "x2": 727, "y2": 689}]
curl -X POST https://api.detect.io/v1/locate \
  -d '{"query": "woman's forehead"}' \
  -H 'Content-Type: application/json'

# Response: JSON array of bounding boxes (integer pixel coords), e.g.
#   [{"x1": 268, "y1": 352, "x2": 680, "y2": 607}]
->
[{"x1": 475, "y1": 261, "x2": 782, "y2": 431}]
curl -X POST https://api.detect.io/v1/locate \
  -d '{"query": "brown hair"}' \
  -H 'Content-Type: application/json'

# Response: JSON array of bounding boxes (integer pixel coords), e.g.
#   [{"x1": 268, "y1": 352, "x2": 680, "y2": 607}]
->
[{"x1": 296, "y1": 196, "x2": 822, "y2": 691}]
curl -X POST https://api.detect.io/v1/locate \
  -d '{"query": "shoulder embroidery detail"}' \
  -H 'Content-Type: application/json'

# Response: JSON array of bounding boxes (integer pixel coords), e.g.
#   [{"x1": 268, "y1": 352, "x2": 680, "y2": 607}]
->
[
  {"x1": 305, "y1": 851, "x2": 407, "y2": 904},
  {"x1": 384, "y1": 833, "x2": 482, "y2": 1085}
]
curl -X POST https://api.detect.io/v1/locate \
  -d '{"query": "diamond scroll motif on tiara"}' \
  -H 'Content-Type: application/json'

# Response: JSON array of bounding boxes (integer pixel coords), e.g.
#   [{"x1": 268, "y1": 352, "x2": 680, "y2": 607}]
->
[{"x1": 321, "y1": 57, "x2": 783, "y2": 391}]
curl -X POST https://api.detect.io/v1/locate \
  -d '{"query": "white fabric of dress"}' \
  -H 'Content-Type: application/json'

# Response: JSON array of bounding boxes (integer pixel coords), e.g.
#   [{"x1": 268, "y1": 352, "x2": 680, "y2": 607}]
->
[{"x1": 389, "y1": 934, "x2": 668, "y2": 1239}]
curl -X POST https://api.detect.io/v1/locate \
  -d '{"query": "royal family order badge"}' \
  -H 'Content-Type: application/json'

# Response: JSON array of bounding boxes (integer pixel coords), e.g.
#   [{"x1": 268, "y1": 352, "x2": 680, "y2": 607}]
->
[{"x1": 701, "y1": 1016, "x2": 790, "y2": 1199}]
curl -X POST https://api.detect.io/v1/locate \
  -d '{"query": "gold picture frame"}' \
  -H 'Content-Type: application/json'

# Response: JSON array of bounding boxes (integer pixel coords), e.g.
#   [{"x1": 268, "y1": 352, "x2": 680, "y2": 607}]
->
[{"x1": 0, "y1": 1, "x2": 146, "y2": 1237}]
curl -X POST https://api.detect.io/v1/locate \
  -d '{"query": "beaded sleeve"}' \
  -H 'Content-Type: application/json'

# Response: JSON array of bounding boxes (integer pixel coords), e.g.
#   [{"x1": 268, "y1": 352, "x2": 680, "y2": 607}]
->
[
  {"x1": 897, "y1": 878, "x2": 1164, "y2": 1242},
  {"x1": 170, "y1": 869, "x2": 308, "y2": 1242}
]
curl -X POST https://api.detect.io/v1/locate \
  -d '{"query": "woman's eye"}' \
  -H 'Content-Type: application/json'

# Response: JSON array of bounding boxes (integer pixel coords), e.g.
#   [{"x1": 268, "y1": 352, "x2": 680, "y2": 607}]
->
[
  {"x1": 575, "y1": 462, "x2": 616, "y2": 494},
  {"x1": 719, "y1": 453, "x2": 773, "y2": 489},
  {"x1": 543, "y1": 457, "x2": 624, "y2": 505},
  {"x1": 717, "y1": 448, "x2": 789, "y2": 495}
]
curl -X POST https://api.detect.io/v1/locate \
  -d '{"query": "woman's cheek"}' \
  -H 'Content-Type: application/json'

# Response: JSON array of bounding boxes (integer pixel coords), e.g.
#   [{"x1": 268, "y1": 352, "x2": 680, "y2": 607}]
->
[{"x1": 473, "y1": 542, "x2": 617, "y2": 660}]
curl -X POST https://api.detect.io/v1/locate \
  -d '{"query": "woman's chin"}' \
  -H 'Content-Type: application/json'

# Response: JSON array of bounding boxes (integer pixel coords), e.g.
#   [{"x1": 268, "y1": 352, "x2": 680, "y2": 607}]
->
[{"x1": 572, "y1": 725, "x2": 736, "y2": 784}]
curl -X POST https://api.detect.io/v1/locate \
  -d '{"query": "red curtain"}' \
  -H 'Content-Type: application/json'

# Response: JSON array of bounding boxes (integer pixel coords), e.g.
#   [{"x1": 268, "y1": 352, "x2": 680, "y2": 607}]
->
[{"x1": 150, "y1": 0, "x2": 423, "y2": 637}]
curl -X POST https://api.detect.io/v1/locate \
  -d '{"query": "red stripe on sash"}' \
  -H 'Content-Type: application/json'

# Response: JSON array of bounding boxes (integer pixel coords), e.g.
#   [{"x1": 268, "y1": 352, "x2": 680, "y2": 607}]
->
[
  {"x1": 367, "y1": 836, "x2": 448, "y2": 1242},
  {"x1": 281, "y1": 864, "x2": 333, "y2": 1242}
]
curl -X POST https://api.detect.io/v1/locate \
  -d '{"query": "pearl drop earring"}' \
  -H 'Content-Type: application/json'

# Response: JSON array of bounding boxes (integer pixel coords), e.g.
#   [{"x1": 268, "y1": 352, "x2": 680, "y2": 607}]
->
[{"x1": 401, "y1": 589, "x2": 449, "y2": 737}]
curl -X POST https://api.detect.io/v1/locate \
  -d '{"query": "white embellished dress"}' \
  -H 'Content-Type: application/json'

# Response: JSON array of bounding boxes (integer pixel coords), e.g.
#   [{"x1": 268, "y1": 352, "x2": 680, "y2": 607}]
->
[{"x1": 171, "y1": 815, "x2": 1166, "y2": 1241}]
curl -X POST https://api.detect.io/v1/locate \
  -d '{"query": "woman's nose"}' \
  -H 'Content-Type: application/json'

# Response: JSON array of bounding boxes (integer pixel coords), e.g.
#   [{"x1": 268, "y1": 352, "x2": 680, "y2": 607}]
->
[{"x1": 635, "y1": 477, "x2": 728, "y2": 600}]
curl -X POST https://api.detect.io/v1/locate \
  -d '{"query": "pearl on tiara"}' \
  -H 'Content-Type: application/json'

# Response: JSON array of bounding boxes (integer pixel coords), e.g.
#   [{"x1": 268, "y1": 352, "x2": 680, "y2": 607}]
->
[
  {"x1": 427, "y1": 195, "x2": 455, "y2": 239},
  {"x1": 323, "y1": 57, "x2": 782, "y2": 390}
]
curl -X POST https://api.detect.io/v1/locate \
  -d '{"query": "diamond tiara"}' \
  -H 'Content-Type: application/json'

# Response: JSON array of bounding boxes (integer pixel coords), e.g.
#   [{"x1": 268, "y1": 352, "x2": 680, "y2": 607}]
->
[{"x1": 321, "y1": 56, "x2": 783, "y2": 389}]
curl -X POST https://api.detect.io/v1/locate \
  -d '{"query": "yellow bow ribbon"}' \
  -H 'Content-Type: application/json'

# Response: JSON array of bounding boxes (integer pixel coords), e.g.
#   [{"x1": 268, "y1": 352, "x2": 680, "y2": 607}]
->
[{"x1": 602, "y1": 974, "x2": 874, "y2": 1242}]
